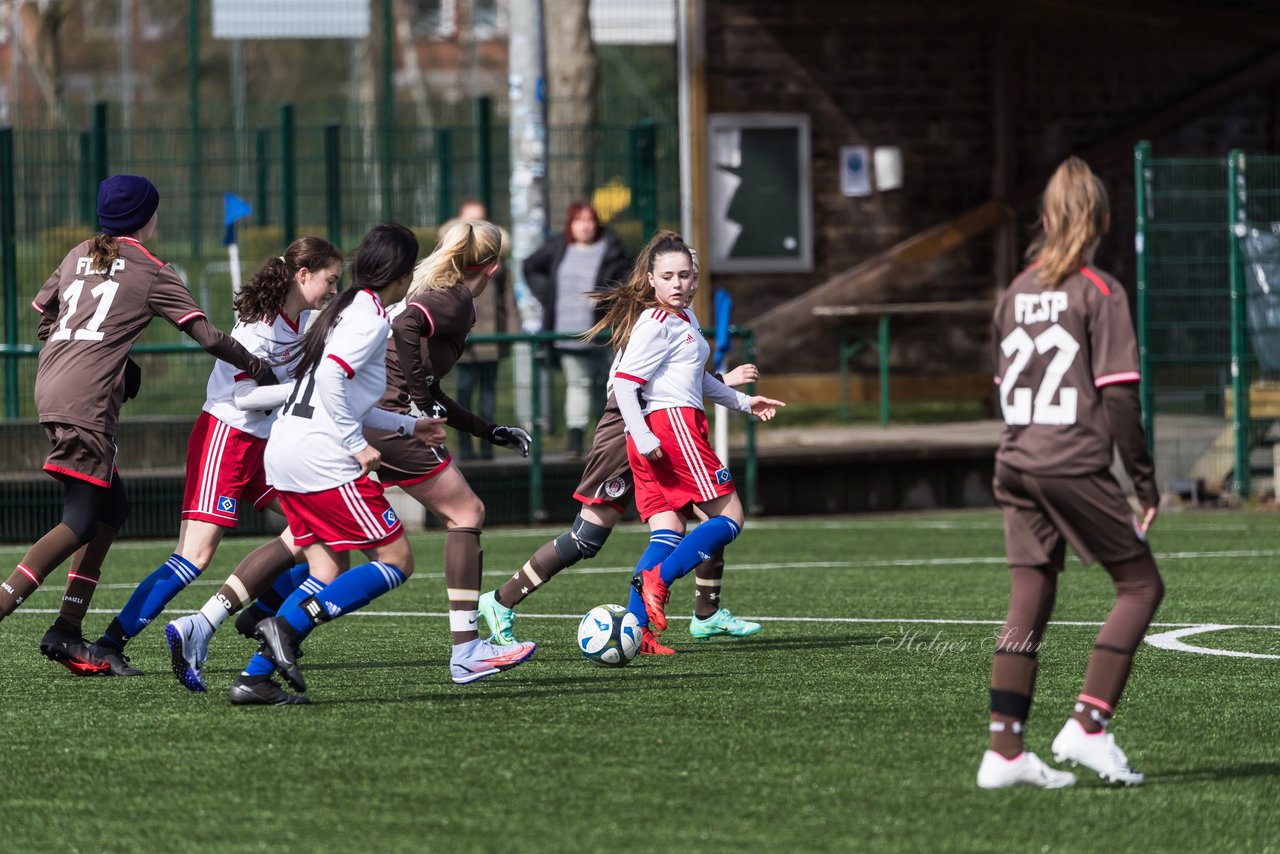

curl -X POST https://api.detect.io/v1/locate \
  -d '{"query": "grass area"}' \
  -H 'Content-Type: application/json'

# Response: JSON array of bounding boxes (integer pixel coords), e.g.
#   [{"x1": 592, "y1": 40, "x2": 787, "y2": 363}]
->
[{"x1": 2, "y1": 510, "x2": 1278, "y2": 852}]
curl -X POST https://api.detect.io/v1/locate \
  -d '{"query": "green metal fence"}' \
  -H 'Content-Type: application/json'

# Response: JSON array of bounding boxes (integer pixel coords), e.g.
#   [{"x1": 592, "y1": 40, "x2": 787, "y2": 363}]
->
[{"x1": 1134, "y1": 142, "x2": 1280, "y2": 501}]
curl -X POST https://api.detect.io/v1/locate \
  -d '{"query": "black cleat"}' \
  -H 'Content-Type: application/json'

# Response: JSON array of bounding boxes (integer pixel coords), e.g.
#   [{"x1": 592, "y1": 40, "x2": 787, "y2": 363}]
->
[
  {"x1": 39, "y1": 624, "x2": 110, "y2": 676},
  {"x1": 254, "y1": 617, "x2": 306, "y2": 692},
  {"x1": 234, "y1": 605, "x2": 269, "y2": 641},
  {"x1": 87, "y1": 642, "x2": 144, "y2": 676},
  {"x1": 229, "y1": 675, "x2": 310, "y2": 706}
]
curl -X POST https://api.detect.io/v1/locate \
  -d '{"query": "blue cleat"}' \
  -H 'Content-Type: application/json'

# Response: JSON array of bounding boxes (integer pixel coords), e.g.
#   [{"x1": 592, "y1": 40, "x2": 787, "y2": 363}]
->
[{"x1": 165, "y1": 614, "x2": 213, "y2": 693}]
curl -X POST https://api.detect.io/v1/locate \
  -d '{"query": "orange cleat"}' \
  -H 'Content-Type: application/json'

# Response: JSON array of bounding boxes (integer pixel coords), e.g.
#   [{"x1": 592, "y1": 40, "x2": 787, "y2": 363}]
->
[
  {"x1": 631, "y1": 566, "x2": 670, "y2": 632},
  {"x1": 640, "y1": 627, "x2": 675, "y2": 656}
]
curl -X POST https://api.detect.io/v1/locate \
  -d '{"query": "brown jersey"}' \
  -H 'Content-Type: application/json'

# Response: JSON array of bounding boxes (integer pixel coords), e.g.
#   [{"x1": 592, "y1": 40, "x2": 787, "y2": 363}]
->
[
  {"x1": 33, "y1": 237, "x2": 208, "y2": 434},
  {"x1": 993, "y1": 265, "x2": 1141, "y2": 477},
  {"x1": 381, "y1": 283, "x2": 492, "y2": 438}
]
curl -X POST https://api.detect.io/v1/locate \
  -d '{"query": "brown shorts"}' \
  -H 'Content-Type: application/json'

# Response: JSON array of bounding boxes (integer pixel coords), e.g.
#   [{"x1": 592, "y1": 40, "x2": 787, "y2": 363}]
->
[
  {"x1": 43, "y1": 422, "x2": 117, "y2": 487},
  {"x1": 572, "y1": 404, "x2": 633, "y2": 511},
  {"x1": 364, "y1": 428, "x2": 452, "y2": 487},
  {"x1": 993, "y1": 461, "x2": 1150, "y2": 569}
]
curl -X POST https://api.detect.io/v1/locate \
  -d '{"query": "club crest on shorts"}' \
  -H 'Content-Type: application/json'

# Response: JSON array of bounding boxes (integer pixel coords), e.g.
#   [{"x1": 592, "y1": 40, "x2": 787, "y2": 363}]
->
[
  {"x1": 715, "y1": 468, "x2": 732, "y2": 484},
  {"x1": 218, "y1": 495, "x2": 238, "y2": 514},
  {"x1": 603, "y1": 476, "x2": 627, "y2": 499},
  {"x1": 382, "y1": 507, "x2": 399, "y2": 528}
]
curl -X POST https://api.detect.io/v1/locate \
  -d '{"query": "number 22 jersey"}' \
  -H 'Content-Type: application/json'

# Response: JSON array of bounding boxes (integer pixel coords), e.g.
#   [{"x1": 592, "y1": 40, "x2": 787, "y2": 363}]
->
[{"x1": 993, "y1": 265, "x2": 1141, "y2": 477}]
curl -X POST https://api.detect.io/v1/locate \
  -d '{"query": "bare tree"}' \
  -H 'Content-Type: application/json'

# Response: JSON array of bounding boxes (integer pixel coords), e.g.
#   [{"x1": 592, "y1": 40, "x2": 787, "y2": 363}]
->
[
  {"x1": 15, "y1": 0, "x2": 69, "y2": 124},
  {"x1": 543, "y1": 0, "x2": 600, "y2": 210}
]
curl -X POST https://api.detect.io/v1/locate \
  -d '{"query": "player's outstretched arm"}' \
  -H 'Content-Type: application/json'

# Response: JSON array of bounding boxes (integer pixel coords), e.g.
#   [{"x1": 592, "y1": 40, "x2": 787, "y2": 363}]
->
[{"x1": 747, "y1": 396, "x2": 785, "y2": 422}]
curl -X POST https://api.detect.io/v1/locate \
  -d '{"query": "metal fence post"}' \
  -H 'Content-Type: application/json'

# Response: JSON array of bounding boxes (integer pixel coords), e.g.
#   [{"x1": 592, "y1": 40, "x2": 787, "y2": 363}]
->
[
  {"x1": 188, "y1": 0, "x2": 201, "y2": 259},
  {"x1": 1228, "y1": 149, "x2": 1250, "y2": 498},
  {"x1": 255, "y1": 128, "x2": 269, "y2": 227},
  {"x1": 743, "y1": 328, "x2": 759, "y2": 514},
  {"x1": 279, "y1": 103, "x2": 296, "y2": 247},
  {"x1": 1134, "y1": 141, "x2": 1153, "y2": 455},
  {"x1": 629, "y1": 119, "x2": 657, "y2": 237},
  {"x1": 1, "y1": 127, "x2": 18, "y2": 418},
  {"x1": 436, "y1": 127, "x2": 454, "y2": 224},
  {"x1": 91, "y1": 101, "x2": 109, "y2": 231},
  {"x1": 78, "y1": 131, "x2": 94, "y2": 225},
  {"x1": 528, "y1": 334, "x2": 545, "y2": 522},
  {"x1": 380, "y1": 0, "x2": 395, "y2": 222},
  {"x1": 325, "y1": 123, "x2": 342, "y2": 246},
  {"x1": 475, "y1": 96, "x2": 493, "y2": 212}
]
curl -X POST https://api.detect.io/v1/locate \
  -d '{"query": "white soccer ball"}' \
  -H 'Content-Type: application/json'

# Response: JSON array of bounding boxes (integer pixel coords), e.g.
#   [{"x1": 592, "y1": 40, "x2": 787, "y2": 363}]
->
[{"x1": 577, "y1": 604, "x2": 641, "y2": 667}]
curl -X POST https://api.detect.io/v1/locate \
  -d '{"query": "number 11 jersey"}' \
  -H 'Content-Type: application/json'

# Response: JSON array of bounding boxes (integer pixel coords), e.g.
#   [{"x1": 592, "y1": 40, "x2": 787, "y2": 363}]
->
[{"x1": 993, "y1": 265, "x2": 1141, "y2": 477}]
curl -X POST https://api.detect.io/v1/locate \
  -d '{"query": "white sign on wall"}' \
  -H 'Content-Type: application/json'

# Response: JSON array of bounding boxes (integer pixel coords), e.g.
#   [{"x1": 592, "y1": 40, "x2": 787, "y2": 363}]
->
[
  {"x1": 840, "y1": 145, "x2": 872, "y2": 197},
  {"x1": 212, "y1": 0, "x2": 370, "y2": 40}
]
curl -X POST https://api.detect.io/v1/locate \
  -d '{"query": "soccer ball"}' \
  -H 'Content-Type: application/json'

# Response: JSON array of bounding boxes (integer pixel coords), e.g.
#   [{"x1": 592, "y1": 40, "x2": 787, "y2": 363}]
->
[{"x1": 577, "y1": 604, "x2": 641, "y2": 667}]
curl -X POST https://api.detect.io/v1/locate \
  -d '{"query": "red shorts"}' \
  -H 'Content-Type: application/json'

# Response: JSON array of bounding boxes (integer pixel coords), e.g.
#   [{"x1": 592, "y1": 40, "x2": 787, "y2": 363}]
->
[
  {"x1": 181, "y1": 412, "x2": 275, "y2": 527},
  {"x1": 626, "y1": 407, "x2": 735, "y2": 522},
  {"x1": 276, "y1": 475, "x2": 403, "y2": 552}
]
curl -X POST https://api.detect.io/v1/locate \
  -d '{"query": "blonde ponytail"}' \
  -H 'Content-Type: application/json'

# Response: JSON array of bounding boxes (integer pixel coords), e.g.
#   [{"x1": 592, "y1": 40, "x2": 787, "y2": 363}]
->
[
  {"x1": 408, "y1": 219, "x2": 503, "y2": 297},
  {"x1": 1029, "y1": 156, "x2": 1109, "y2": 289}
]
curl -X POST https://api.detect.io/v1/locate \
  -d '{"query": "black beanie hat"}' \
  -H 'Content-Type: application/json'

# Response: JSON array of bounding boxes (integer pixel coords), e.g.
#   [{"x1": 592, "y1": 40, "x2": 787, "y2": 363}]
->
[{"x1": 97, "y1": 175, "x2": 160, "y2": 237}]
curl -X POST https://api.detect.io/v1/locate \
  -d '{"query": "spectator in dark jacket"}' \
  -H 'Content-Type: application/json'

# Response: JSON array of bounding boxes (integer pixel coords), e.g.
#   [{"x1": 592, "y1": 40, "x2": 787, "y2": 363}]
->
[{"x1": 523, "y1": 200, "x2": 631, "y2": 457}]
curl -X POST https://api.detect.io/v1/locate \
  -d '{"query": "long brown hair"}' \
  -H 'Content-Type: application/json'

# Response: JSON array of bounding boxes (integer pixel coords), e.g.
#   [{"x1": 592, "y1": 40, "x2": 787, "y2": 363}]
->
[
  {"x1": 291, "y1": 224, "x2": 419, "y2": 380},
  {"x1": 234, "y1": 236, "x2": 343, "y2": 323},
  {"x1": 1028, "y1": 156, "x2": 1109, "y2": 289},
  {"x1": 584, "y1": 230, "x2": 691, "y2": 350},
  {"x1": 88, "y1": 234, "x2": 121, "y2": 273},
  {"x1": 407, "y1": 219, "x2": 503, "y2": 298}
]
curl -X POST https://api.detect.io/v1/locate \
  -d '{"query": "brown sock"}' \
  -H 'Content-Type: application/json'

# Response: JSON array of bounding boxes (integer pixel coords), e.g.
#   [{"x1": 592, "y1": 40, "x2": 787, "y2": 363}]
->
[
  {"x1": 446, "y1": 527, "x2": 483, "y2": 645},
  {"x1": 0, "y1": 524, "x2": 86, "y2": 619},
  {"x1": 56, "y1": 524, "x2": 118, "y2": 630},
  {"x1": 1072, "y1": 551, "x2": 1164, "y2": 733},
  {"x1": 496, "y1": 540, "x2": 562, "y2": 608},
  {"x1": 218, "y1": 538, "x2": 297, "y2": 617},
  {"x1": 693, "y1": 550, "x2": 725, "y2": 619},
  {"x1": 989, "y1": 651, "x2": 1038, "y2": 757}
]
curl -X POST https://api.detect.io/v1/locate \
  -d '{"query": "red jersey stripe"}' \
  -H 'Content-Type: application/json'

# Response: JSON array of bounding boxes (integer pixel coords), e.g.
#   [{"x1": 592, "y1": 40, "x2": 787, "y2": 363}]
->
[
  {"x1": 327, "y1": 354, "x2": 356, "y2": 378},
  {"x1": 615, "y1": 371, "x2": 647, "y2": 385},
  {"x1": 176, "y1": 310, "x2": 206, "y2": 326},
  {"x1": 1079, "y1": 266, "x2": 1111, "y2": 296},
  {"x1": 410, "y1": 300, "x2": 435, "y2": 336},
  {"x1": 276, "y1": 311, "x2": 300, "y2": 333},
  {"x1": 118, "y1": 236, "x2": 165, "y2": 267},
  {"x1": 31, "y1": 299, "x2": 44, "y2": 313},
  {"x1": 233, "y1": 371, "x2": 251, "y2": 382},
  {"x1": 1095, "y1": 371, "x2": 1140, "y2": 387}
]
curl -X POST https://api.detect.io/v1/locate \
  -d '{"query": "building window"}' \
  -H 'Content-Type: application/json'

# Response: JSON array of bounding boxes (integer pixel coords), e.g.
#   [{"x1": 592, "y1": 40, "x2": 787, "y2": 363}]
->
[
  {"x1": 470, "y1": 0, "x2": 506, "y2": 40},
  {"x1": 139, "y1": 0, "x2": 180, "y2": 41},
  {"x1": 410, "y1": 0, "x2": 457, "y2": 39}
]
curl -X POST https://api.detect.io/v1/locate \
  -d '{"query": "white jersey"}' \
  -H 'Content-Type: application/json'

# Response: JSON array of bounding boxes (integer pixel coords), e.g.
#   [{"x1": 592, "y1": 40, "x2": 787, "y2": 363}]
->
[
  {"x1": 266, "y1": 290, "x2": 391, "y2": 493},
  {"x1": 202, "y1": 312, "x2": 307, "y2": 439},
  {"x1": 613, "y1": 307, "x2": 710, "y2": 414}
]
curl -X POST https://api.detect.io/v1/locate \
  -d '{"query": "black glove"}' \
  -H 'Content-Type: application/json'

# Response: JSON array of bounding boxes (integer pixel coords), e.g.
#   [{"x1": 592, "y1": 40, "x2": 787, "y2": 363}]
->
[
  {"x1": 123, "y1": 357, "x2": 142, "y2": 401},
  {"x1": 488, "y1": 425, "x2": 532, "y2": 457},
  {"x1": 252, "y1": 360, "x2": 279, "y2": 387}
]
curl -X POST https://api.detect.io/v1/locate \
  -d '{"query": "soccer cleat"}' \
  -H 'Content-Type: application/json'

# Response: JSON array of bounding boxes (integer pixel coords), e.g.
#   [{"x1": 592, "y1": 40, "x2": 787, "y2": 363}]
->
[
  {"x1": 689, "y1": 608, "x2": 762, "y2": 640},
  {"x1": 38, "y1": 624, "x2": 110, "y2": 676},
  {"x1": 1051, "y1": 718, "x2": 1145, "y2": 786},
  {"x1": 640, "y1": 627, "x2": 675, "y2": 655},
  {"x1": 477, "y1": 590, "x2": 518, "y2": 645},
  {"x1": 449, "y1": 638, "x2": 537, "y2": 685},
  {"x1": 228, "y1": 675, "x2": 310, "y2": 706},
  {"x1": 87, "y1": 642, "x2": 144, "y2": 677},
  {"x1": 165, "y1": 614, "x2": 213, "y2": 693},
  {"x1": 976, "y1": 750, "x2": 1076, "y2": 790},
  {"x1": 631, "y1": 566, "x2": 670, "y2": 632},
  {"x1": 234, "y1": 605, "x2": 269, "y2": 641},
  {"x1": 254, "y1": 617, "x2": 306, "y2": 693}
]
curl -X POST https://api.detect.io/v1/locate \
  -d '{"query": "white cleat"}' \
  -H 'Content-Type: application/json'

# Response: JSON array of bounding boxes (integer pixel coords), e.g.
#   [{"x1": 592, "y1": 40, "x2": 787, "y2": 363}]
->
[
  {"x1": 977, "y1": 750, "x2": 1077, "y2": 790},
  {"x1": 1051, "y1": 719, "x2": 1145, "y2": 786},
  {"x1": 165, "y1": 614, "x2": 214, "y2": 693}
]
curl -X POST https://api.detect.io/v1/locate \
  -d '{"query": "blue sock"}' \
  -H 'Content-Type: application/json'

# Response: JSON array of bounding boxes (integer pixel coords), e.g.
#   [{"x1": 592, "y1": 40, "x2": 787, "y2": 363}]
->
[
  {"x1": 102, "y1": 554, "x2": 201, "y2": 648},
  {"x1": 257, "y1": 563, "x2": 311, "y2": 617},
  {"x1": 658, "y1": 517, "x2": 742, "y2": 585},
  {"x1": 279, "y1": 562, "x2": 406, "y2": 641},
  {"x1": 627, "y1": 530, "x2": 681, "y2": 628},
  {"x1": 242, "y1": 575, "x2": 327, "y2": 678}
]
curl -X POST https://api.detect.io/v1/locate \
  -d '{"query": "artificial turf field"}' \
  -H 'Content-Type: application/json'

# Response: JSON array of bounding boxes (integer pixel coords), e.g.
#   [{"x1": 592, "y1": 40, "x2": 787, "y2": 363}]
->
[{"x1": 1, "y1": 510, "x2": 1278, "y2": 853}]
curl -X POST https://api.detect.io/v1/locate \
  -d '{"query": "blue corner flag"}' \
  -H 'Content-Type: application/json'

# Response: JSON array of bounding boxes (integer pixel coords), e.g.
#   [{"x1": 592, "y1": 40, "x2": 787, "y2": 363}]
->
[
  {"x1": 223, "y1": 193, "x2": 252, "y2": 246},
  {"x1": 714, "y1": 288, "x2": 733, "y2": 372}
]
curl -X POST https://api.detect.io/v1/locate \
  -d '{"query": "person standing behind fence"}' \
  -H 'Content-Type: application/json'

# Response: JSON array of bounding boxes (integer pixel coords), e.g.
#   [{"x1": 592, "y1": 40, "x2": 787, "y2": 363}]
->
[
  {"x1": 523, "y1": 200, "x2": 631, "y2": 458},
  {"x1": 0, "y1": 175, "x2": 276, "y2": 675},
  {"x1": 977, "y1": 156, "x2": 1163, "y2": 790},
  {"x1": 440, "y1": 199, "x2": 516, "y2": 460}
]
